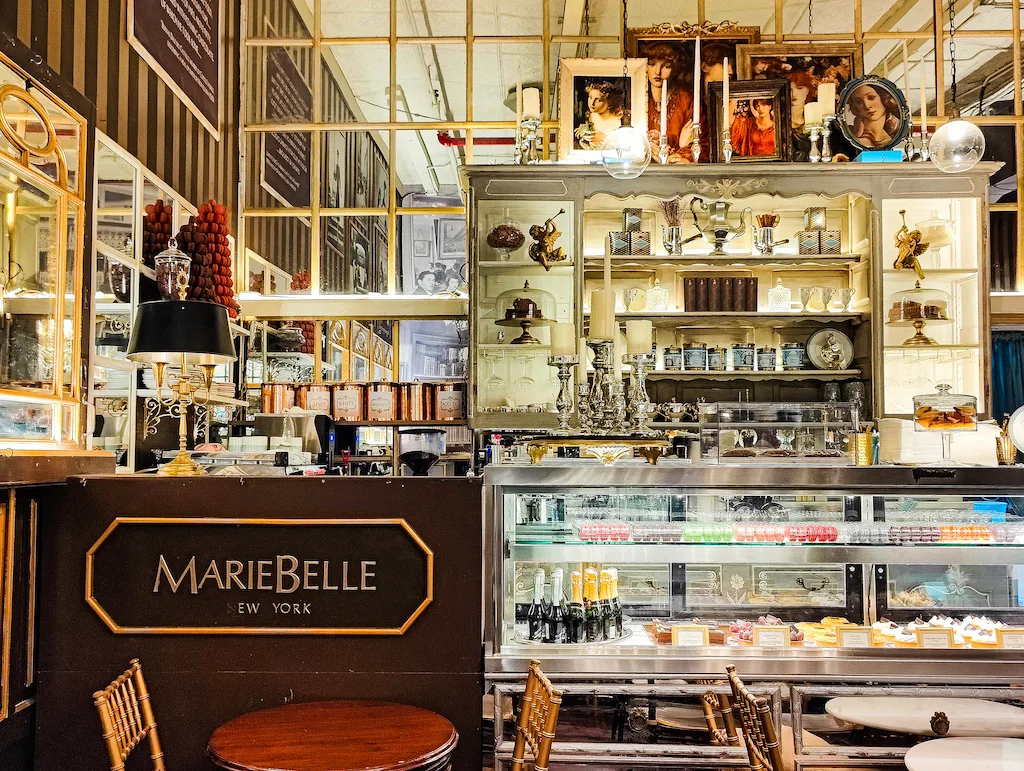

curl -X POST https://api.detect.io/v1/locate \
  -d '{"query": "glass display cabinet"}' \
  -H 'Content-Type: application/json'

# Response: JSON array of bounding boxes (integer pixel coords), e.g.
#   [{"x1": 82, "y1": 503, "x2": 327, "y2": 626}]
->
[
  {"x1": 463, "y1": 164, "x2": 998, "y2": 428},
  {"x1": 0, "y1": 53, "x2": 88, "y2": 448},
  {"x1": 485, "y1": 465, "x2": 1024, "y2": 680}
]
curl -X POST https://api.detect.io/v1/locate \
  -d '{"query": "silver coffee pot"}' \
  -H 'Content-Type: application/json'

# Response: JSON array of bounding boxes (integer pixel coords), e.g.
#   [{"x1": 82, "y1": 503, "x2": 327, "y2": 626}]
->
[{"x1": 690, "y1": 198, "x2": 751, "y2": 256}]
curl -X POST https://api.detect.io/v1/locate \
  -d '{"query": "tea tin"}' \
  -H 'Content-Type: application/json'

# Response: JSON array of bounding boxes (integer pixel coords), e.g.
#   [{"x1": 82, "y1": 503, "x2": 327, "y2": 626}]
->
[
  {"x1": 756, "y1": 346, "x2": 777, "y2": 371},
  {"x1": 663, "y1": 346, "x2": 683, "y2": 371},
  {"x1": 707, "y1": 346, "x2": 727, "y2": 371},
  {"x1": 731, "y1": 343, "x2": 755, "y2": 371},
  {"x1": 683, "y1": 342, "x2": 708, "y2": 370},
  {"x1": 781, "y1": 342, "x2": 806, "y2": 370}
]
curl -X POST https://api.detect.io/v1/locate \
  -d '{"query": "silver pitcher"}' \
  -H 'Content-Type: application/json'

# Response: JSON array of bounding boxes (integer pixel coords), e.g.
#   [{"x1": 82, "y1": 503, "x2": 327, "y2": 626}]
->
[
  {"x1": 753, "y1": 226, "x2": 789, "y2": 256},
  {"x1": 690, "y1": 198, "x2": 751, "y2": 256}
]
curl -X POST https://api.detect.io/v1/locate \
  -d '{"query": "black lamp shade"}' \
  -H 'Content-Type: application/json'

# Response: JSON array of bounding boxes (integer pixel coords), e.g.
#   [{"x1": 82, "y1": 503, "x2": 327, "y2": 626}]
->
[{"x1": 126, "y1": 300, "x2": 237, "y2": 365}]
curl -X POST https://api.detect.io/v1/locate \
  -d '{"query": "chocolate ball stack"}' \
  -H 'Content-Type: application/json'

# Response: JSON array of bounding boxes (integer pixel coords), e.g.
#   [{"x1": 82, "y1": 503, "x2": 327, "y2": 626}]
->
[
  {"x1": 142, "y1": 199, "x2": 173, "y2": 268},
  {"x1": 290, "y1": 271, "x2": 315, "y2": 355}
]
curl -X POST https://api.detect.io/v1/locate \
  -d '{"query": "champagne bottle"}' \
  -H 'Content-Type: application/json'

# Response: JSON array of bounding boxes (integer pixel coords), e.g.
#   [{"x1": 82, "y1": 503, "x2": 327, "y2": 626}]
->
[
  {"x1": 568, "y1": 570, "x2": 586, "y2": 643},
  {"x1": 583, "y1": 568, "x2": 602, "y2": 642},
  {"x1": 599, "y1": 569, "x2": 616, "y2": 640},
  {"x1": 610, "y1": 567, "x2": 624, "y2": 637},
  {"x1": 527, "y1": 568, "x2": 545, "y2": 642},
  {"x1": 544, "y1": 569, "x2": 568, "y2": 643}
]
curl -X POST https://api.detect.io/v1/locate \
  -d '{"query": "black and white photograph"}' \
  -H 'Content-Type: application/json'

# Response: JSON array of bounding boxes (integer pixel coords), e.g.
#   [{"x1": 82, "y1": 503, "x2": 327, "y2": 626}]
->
[{"x1": 347, "y1": 218, "x2": 370, "y2": 294}]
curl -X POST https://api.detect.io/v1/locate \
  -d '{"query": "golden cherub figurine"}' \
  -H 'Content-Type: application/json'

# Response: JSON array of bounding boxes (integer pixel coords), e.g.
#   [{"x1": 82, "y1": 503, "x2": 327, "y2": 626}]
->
[
  {"x1": 528, "y1": 208, "x2": 568, "y2": 270},
  {"x1": 893, "y1": 208, "x2": 929, "y2": 280}
]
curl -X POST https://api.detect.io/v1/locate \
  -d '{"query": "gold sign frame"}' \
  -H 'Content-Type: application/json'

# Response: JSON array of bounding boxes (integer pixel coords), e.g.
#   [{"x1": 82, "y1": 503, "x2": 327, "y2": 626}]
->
[{"x1": 85, "y1": 517, "x2": 434, "y2": 636}]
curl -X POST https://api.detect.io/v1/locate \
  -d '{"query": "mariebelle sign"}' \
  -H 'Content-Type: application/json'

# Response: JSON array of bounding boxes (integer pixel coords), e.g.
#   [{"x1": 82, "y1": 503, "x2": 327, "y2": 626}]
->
[{"x1": 86, "y1": 518, "x2": 433, "y2": 634}]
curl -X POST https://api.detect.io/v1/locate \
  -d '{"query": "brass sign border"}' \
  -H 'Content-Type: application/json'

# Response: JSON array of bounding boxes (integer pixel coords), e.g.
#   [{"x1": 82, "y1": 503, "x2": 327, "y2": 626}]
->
[{"x1": 85, "y1": 517, "x2": 434, "y2": 636}]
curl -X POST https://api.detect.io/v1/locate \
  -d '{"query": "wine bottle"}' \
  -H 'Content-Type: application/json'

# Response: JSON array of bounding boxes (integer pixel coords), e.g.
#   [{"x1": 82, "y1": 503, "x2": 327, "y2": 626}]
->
[
  {"x1": 527, "y1": 568, "x2": 545, "y2": 642},
  {"x1": 610, "y1": 567, "x2": 624, "y2": 637},
  {"x1": 544, "y1": 569, "x2": 568, "y2": 643},
  {"x1": 583, "y1": 568, "x2": 602, "y2": 642},
  {"x1": 599, "y1": 569, "x2": 616, "y2": 640},
  {"x1": 568, "y1": 570, "x2": 586, "y2": 643}
]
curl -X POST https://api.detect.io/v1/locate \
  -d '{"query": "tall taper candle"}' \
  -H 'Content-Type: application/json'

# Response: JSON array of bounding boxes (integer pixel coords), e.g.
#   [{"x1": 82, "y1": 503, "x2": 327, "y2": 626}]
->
[
  {"x1": 590, "y1": 289, "x2": 615, "y2": 339},
  {"x1": 523, "y1": 87, "x2": 541, "y2": 120},
  {"x1": 817, "y1": 82, "x2": 836, "y2": 116},
  {"x1": 722, "y1": 57, "x2": 729, "y2": 130},
  {"x1": 516, "y1": 71, "x2": 523, "y2": 128},
  {"x1": 660, "y1": 78, "x2": 668, "y2": 139},
  {"x1": 902, "y1": 41, "x2": 910, "y2": 97},
  {"x1": 693, "y1": 37, "x2": 701, "y2": 129},
  {"x1": 919, "y1": 60, "x2": 927, "y2": 137}
]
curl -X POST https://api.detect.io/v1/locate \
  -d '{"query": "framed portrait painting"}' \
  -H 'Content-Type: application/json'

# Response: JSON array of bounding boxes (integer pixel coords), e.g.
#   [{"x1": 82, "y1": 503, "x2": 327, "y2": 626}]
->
[
  {"x1": 347, "y1": 219, "x2": 371, "y2": 294},
  {"x1": 626, "y1": 21, "x2": 761, "y2": 164},
  {"x1": 837, "y1": 75, "x2": 910, "y2": 152},
  {"x1": 557, "y1": 58, "x2": 648, "y2": 161},
  {"x1": 737, "y1": 43, "x2": 862, "y2": 159},
  {"x1": 708, "y1": 79, "x2": 790, "y2": 162}
]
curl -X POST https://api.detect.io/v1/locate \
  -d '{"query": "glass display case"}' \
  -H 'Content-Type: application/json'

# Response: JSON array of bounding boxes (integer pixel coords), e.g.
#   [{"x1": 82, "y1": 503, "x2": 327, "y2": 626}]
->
[
  {"x1": 486, "y1": 465, "x2": 1024, "y2": 679},
  {"x1": 0, "y1": 54, "x2": 88, "y2": 448}
]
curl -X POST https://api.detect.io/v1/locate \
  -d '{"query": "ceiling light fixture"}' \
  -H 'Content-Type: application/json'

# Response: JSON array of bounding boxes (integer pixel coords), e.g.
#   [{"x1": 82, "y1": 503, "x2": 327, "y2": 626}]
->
[
  {"x1": 930, "y1": 0, "x2": 986, "y2": 173},
  {"x1": 601, "y1": 0, "x2": 651, "y2": 179}
]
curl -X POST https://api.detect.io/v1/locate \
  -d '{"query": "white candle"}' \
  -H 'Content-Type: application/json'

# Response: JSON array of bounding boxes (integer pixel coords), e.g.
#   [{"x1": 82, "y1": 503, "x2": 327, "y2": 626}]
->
[
  {"x1": 626, "y1": 320, "x2": 653, "y2": 354},
  {"x1": 590, "y1": 289, "x2": 616, "y2": 340},
  {"x1": 550, "y1": 322, "x2": 576, "y2": 356},
  {"x1": 516, "y1": 71, "x2": 523, "y2": 127},
  {"x1": 693, "y1": 37, "x2": 701, "y2": 129},
  {"x1": 660, "y1": 80, "x2": 668, "y2": 139},
  {"x1": 722, "y1": 56, "x2": 729, "y2": 131},
  {"x1": 522, "y1": 87, "x2": 541, "y2": 120},
  {"x1": 817, "y1": 82, "x2": 836, "y2": 116},
  {"x1": 804, "y1": 101, "x2": 823, "y2": 126},
  {"x1": 902, "y1": 41, "x2": 910, "y2": 96},
  {"x1": 614, "y1": 331, "x2": 625, "y2": 381},
  {"x1": 920, "y1": 61, "x2": 927, "y2": 136}
]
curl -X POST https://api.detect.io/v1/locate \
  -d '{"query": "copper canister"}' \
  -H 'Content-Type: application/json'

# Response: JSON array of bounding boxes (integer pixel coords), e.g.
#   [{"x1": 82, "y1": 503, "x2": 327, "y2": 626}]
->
[
  {"x1": 297, "y1": 384, "x2": 331, "y2": 414},
  {"x1": 366, "y1": 382, "x2": 398, "y2": 421},
  {"x1": 435, "y1": 381, "x2": 465, "y2": 421},
  {"x1": 332, "y1": 382, "x2": 366, "y2": 421},
  {"x1": 401, "y1": 382, "x2": 435, "y2": 421},
  {"x1": 261, "y1": 383, "x2": 294, "y2": 414}
]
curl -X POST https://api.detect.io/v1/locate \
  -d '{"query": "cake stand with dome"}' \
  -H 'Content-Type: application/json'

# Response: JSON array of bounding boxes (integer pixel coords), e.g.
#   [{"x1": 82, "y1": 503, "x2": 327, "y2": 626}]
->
[
  {"x1": 886, "y1": 281, "x2": 953, "y2": 346},
  {"x1": 493, "y1": 280, "x2": 556, "y2": 345}
]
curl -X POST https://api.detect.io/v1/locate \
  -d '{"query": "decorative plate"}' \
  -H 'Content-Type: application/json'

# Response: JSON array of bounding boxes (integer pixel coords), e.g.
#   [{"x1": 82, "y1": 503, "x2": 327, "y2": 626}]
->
[{"x1": 806, "y1": 328, "x2": 854, "y2": 370}]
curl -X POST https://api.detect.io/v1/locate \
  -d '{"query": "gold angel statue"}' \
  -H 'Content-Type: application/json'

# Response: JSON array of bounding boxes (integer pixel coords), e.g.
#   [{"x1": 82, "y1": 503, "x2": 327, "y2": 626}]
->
[
  {"x1": 529, "y1": 209, "x2": 568, "y2": 270},
  {"x1": 893, "y1": 209, "x2": 929, "y2": 279}
]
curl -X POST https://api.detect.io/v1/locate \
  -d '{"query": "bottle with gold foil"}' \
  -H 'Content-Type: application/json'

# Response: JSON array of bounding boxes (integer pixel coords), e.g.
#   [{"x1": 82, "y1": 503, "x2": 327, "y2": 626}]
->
[
  {"x1": 599, "y1": 570, "x2": 617, "y2": 641},
  {"x1": 609, "y1": 567, "x2": 624, "y2": 637},
  {"x1": 568, "y1": 570, "x2": 586, "y2": 643},
  {"x1": 583, "y1": 568, "x2": 602, "y2": 642}
]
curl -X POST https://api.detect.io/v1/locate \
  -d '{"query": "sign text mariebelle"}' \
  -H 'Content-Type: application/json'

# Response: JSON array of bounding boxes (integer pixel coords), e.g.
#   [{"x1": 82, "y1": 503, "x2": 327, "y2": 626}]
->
[{"x1": 86, "y1": 518, "x2": 433, "y2": 635}]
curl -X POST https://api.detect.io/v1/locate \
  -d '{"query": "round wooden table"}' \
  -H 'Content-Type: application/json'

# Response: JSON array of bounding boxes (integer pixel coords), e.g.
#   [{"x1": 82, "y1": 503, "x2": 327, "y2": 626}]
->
[
  {"x1": 208, "y1": 700, "x2": 458, "y2": 771},
  {"x1": 904, "y1": 737, "x2": 1024, "y2": 771}
]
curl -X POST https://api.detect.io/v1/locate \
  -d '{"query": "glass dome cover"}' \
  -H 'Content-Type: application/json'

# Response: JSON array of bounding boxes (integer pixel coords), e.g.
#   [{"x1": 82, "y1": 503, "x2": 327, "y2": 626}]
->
[
  {"x1": 153, "y1": 238, "x2": 192, "y2": 300},
  {"x1": 915, "y1": 210, "x2": 954, "y2": 250},
  {"x1": 886, "y1": 280, "x2": 952, "y2": 346},
  {"x1": 493, "y1": 280, "x2": 557, "y2": 345}
]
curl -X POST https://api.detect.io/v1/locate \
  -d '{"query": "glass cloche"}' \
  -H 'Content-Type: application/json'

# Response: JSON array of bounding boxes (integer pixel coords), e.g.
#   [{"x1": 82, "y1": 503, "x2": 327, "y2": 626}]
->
[
  {"x1": 913, "y1": 383, "x2": 978, "y2": 464},
  {"x1": 886, "y1": 280, "x2": 952, "y2": 346},
  {"x1": 486, "y1": 208, "x2": 526, "y2": 261},
  {"x1": 153, "y1": 238, "x2": 192, "y2": 300},
  {"x1": 915, "y1": 210, "x2": 954, "y2": 264},
  {"x1": 493, "y1": 280, "x2": 557, "y2": 345}
]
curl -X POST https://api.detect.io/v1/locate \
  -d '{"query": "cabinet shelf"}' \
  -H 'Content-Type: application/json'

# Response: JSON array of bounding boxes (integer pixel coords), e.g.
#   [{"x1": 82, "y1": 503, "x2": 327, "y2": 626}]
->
[
  {"x1": 583, "y1": 253, "x2": 862, "y2": 269},
  {"x1": 478, "y1": 260, "x2": 573, "y2": 272},
  {"x1": 583, "y1": 311, "x2": 862, "y2": 329},
  {"x1": 510, "y1": 543, "x2": 1024, "y2": 566},
  {"x1": 647, "y1": 369, "x2": 862, "y2": 381}
]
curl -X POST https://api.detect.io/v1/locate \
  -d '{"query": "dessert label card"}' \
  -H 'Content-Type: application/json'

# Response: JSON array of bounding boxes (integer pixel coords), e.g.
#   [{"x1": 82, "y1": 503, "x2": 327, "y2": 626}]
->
[
  {"x1": 753, "y1": 625, "x2": 791, "y2": 648},
  {"x1": 995, "y1": 628, "x2": 1024, "y2": 649},
  {"x1": 916, "y1": 628, "x2": 955, "y2": 649},
  {"x1": 837, "y1": 627, "x2": 874, "y2": 648},
  {"x1": 672, "y1": 625, "x2": 710, "y2": 647}
]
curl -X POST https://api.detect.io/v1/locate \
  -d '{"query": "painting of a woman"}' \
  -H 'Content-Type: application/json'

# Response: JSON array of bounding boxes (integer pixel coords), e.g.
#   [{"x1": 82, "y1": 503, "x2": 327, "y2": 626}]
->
[
  {"x1": 575, "y1": 81, "x2": 625, "y2": 149},
  {"x1": 845, "y1": 81, "x2": 902, "y2": 148},
  {"x1": 731, "y1": 98, "x2": 776, "y2": 157},
  {"x1": 642, "y1": 42, "x2": 694, "y2": 163}
]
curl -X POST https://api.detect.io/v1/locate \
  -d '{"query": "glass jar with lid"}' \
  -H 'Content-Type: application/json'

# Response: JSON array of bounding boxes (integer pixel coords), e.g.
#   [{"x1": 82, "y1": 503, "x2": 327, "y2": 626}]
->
[
  {"x1": 767, "y1": 278, "x2": 793, "y2": 312},
  {"x1": 493, "y1": 280, "x2": 557, "y2": 345},
  {"x1": 913, "y1": 383, "x2": 978, "y2": 464},
  {"x1": 885, "y1": 280, "x2": 952, "y2": 346},
  {"x1": 645, "y1": 278, "x2": 670, "y2": 311},
  {"x1": 154, "y1": 239, "x2": 192, "y2": 300},
  {"x1": 915, "y1": 210, "x2": 954, "y2": 263},
  {"x1": 486, "y1": 207, "x2": 526, "y2": 261}
]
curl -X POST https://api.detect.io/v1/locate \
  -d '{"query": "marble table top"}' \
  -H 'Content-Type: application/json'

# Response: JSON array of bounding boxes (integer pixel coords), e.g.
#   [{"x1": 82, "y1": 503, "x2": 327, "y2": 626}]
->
[
  {"x1": 904, "y1": 738, "x2": 1024, "y2": 771},
  {"x1": 824, "y1": 697, "x2": 1024, "y2": 737}
]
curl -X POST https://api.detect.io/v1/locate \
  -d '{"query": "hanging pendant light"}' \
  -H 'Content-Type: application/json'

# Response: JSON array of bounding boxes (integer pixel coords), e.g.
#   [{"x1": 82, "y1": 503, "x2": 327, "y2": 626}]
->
[
  {"x1": 601, "y1": 0, "x2": 651, "y2": 179},
  {"x1": 931, "y1": 0, "x2": 985, "y2": 172}
]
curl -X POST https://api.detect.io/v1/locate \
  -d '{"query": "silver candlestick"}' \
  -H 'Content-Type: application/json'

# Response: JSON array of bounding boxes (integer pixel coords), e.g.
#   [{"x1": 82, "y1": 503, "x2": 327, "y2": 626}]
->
[
  {"x1": 624, "y1": 353, "x2": 655, "y2": 434},
  {"x1": 515, "y1": 118, "x2": 542, "y2": 164},
  {"x1": 547, "y1": 355, "x2": 578, "y2": 434},
  {"x1": 821, "y1": 115, "x2": 836, "y2": 162},
  {"x1": 586, "y1": 339, "x2": 627, "y2": 434},
  {"x1": 577, "y1": 383, "x2": 592, "y2": 433},
  {"x1": 658, "y1": 133, "x2": 669, "y2": 165},
  {"x1": 806, "y1": 123, "x2": 823, "y2": 163},
  {"x1": 722, "y1": 128, "x2": 733, "y2": 163},
  {"x1": 920, "y1": 129, "x2": 931, "y2": 162},
  {"x1": 691, "y1": 123, "x2": 701, "y2": 163}
]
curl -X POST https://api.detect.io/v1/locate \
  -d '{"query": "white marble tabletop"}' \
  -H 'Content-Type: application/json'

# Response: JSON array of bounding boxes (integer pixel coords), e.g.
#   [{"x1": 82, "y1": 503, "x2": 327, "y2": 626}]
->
[
  {"x1": 904, "y1": 738, "x2": 1024, "y2": 771},
  {"x1": 824, "y1": 697, "x2": 1024, "y2": 737}
]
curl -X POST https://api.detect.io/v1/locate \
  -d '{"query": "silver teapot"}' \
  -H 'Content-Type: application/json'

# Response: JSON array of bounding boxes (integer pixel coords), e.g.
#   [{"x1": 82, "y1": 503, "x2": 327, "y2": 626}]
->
[{"x1": 690, "y1": 198, "x2": 751, "y2": 256}]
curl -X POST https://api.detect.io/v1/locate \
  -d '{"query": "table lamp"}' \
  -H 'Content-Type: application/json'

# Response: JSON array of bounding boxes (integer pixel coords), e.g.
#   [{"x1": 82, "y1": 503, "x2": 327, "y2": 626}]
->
[{"x1": 126, "y1": 298, "x2": 236, "y2": 476}]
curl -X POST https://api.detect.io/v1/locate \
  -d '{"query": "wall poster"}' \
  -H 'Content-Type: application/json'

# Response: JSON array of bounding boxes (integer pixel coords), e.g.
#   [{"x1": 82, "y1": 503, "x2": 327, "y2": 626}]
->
[{"x1": 128, "y1": 0, "x2": 223, "y2": 140}]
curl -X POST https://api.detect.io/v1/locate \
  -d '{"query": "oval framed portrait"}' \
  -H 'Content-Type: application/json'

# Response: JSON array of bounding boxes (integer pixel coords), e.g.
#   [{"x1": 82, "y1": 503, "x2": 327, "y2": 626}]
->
[{"x1": 837, "y1": 75, "x2": 910, "y2": 152}]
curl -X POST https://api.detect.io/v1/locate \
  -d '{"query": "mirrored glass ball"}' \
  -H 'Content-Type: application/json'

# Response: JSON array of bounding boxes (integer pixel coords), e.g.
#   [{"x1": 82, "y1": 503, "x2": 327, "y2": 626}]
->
[
  {"x1": 600, "y1": 125, "x2": 652, "y2": 179},
  {"x1": 930, "y1": 119, "x2": 986, "y2": 173}
]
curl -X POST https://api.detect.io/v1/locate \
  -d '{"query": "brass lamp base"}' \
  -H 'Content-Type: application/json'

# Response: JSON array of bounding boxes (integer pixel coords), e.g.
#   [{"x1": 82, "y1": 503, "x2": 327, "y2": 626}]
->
[{"x1": 157, "y1": 448, "x2": 207, "y2": 476}]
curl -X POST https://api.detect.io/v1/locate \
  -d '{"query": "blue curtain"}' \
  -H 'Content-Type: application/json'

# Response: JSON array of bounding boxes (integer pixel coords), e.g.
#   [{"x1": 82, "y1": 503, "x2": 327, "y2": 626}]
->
[{"x1": 992, "y1": 331, "x2": 1024, "y2": 419}]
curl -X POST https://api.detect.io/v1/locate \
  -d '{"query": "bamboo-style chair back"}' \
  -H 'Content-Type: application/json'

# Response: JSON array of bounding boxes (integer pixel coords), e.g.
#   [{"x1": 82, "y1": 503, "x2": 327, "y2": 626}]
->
[
  {"x1": 93, "y1": 659, "x2": 166, "y2": 771},
  {"x1": 701, "y1": 688, "x2": 740, "y2": 746},
  {"x1": 510, "y1": 659, "x2": 563, "y2": 771},
  {"x1": 726, "y1": 665, "x2": 784, "y2": 771}
]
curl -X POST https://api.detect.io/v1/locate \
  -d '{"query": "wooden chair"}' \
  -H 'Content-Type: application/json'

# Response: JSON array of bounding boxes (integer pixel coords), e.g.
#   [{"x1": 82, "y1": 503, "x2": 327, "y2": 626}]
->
[
  {"x1": 510, "y1": 659, "x2": 563, "y2": 771},
  {"x1": 726, "y1": 665, "x2": 784, "y2": 771},
  {"x1": 701, "y1": 688, "x2": 741, "y2": 747},
  {"x1": 93, "y1": 658, "x2": 165, "y2": 771}
]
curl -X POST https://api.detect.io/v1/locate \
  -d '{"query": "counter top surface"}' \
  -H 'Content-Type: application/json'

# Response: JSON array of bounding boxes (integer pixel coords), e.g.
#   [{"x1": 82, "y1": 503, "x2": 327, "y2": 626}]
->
[{"x1": 0, "y1": 450, "x2": 114, "y2": 486}]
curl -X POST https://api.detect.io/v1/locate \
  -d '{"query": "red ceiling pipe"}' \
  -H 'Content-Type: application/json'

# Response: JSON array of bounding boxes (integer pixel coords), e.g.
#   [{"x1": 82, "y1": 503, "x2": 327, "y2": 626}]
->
[{"x1": 436, "y1": 131, "x2": 515, "y2": 147}]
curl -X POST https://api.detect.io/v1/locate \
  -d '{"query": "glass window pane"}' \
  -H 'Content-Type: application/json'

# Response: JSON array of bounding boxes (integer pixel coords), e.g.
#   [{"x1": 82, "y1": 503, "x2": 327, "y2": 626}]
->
[
  {"x1": 243, "y1": 215, "x2": 312, "y2": 295},
  {"x1": 781, "y1": 0, "x2": 853, "y2": 37},
  {"x1": 95, "y1": 145, "x2": 137, "y2": 252},
  {"x1": 395, "y1": 44, "x2": 467, "y2": 122},
  {"x1": 990, "y1": 211, "x2": 1017, "y2": 292},
  {"x1": 329, "y1": 45, "x2": 392, "y2": 123},
  {"x1": 248, "y1": 0, "x2": 311, "y2": 39},
  {"x1": 245, "y1": 130, "x2": 312, "y2": 210},
  {"x1": 943, "y1": 36, "x2": 1014, "y2": 118},
  {"x1": 982, "y1": 125, "x2": 1017, "y2": 204},
  {"x1": 472, "y1": 43, "x2": 544, "y2": 123},
  {"x1": 862, "y1": 0, "x2": 933, "y2": 34},
  {"x1": 245, "y1": 46, "x2": 315, "y2": 126},
  {"x1": 399, "y1": 200, "x2": 467, "y2": 296},
  {"x1": 474, "y1": 0, "x2": 543, "y2": 37},
  {"x1": 322, "y1": 0, "x2": 389, "y2": 38}
]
